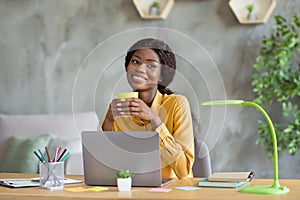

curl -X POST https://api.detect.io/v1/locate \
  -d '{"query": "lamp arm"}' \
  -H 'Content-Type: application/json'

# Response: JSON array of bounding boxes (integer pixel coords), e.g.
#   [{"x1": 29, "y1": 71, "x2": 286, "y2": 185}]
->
[{"x1": 241, "y1": 102, "x2": 279, "y2": 188}]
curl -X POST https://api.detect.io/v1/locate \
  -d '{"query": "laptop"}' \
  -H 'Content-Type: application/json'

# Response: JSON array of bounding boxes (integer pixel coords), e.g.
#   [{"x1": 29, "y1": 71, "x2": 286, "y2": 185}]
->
[{"x1": 81, "y1": 131, "x2": 173, "y2": 187}]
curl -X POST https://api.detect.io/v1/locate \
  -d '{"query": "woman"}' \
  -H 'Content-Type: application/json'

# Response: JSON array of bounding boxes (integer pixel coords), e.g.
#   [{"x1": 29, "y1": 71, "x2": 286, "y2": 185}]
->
[{"x1": 101, "y1": 38, "x2": 194, "y2": 179}]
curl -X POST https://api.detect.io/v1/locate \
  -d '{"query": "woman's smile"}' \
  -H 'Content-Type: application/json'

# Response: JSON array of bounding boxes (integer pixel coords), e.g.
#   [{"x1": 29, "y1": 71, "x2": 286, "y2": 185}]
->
[{"x1": 132, "y1": 74, "x2": 147, "y2": 82}]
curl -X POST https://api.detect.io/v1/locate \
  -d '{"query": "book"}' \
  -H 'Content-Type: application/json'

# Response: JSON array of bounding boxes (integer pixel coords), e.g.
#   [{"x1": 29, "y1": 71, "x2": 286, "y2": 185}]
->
[
  {"x1": 208, "y1": 171, "x2": 254, "y2": 182},
  {"x1": 198, "y1": 178, "x2": 250, "y2": 188},
  {"x1": 0, "y1": 177, "x2": 82, "y2": 188}
]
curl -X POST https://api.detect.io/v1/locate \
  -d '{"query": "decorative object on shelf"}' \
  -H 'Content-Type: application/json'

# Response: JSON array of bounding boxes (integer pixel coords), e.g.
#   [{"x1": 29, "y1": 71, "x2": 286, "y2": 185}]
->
[
  {"x1": 229, "y1": 0, "x2": 276, "y2": 24},
  {"x1": 132, "y1": 0, "x2": 174, "y2": 20},
  {"x1": 116, "y1": 170, "x2": 134, "y2": 192},
  {"x1": 252, "y1": 15, "x2": 300, "y2": 157},
  {"x1": 149, "y1": 1, "x2": 159, "y2": 16},
  {"x1": 246, "y1": 4, "x2": 256, "y2": 20},
  {"x1": 202, "y1": 100, "x2": 290, "y2": 194}
]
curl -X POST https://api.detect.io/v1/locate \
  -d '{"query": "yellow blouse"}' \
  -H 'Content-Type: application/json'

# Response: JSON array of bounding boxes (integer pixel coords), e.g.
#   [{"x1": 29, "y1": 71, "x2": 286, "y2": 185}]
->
[{"x1": 101, "y1": 90, "x2": 194, "y2": 179}]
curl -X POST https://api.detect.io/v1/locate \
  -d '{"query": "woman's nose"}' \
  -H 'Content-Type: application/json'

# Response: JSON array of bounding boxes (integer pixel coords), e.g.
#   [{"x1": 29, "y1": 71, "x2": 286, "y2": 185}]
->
[{"x1": 136, "y1": 63, "x2": 147, "y2": 73}]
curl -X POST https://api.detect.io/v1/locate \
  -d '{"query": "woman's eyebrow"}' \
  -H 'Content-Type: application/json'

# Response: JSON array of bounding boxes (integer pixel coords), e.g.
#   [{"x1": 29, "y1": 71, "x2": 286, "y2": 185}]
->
[
  {"x1": 132, "y1": 55, "x2": 141, "y2": 59},
  {"x1": 132, "y1": 55, "x2": 159, "y2": 63},
  {"x1": 146, "y1": 58, "x2": 159, "y2": 63}
]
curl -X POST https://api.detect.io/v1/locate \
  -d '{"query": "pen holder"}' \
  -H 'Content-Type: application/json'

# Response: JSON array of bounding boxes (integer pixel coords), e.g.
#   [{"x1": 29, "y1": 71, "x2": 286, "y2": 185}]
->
[{"x1": 39, "y1": 161, "x2": 64, "y2": 190}]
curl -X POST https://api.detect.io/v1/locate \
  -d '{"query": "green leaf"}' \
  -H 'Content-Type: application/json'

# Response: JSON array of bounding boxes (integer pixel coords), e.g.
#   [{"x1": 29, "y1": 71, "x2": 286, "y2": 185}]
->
[
  {"x1": 275, "y1": 15, "x2": 286, "y2": 25},
  {"x1": 252, "y1": 15, "x2": 300, "y2": 157},
  {"x1": 116, "y1": 170, "x2": 134, "y2": 178}
]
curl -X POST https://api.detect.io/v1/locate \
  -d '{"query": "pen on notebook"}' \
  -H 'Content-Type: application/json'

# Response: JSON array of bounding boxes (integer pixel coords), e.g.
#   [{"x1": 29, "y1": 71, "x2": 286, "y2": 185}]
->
[
  {"x1": 56, "y1": 148, "x2": 67, "y2": 162},
  {"x1": 45, "y1": 146, "x2": 51, "y2": 162}
]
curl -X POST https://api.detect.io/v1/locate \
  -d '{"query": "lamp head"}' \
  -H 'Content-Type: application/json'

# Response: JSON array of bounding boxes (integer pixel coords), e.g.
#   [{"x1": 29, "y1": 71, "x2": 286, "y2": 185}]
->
[{"x1": 202, "y1": 100, "x2": 245, "y2": 106}]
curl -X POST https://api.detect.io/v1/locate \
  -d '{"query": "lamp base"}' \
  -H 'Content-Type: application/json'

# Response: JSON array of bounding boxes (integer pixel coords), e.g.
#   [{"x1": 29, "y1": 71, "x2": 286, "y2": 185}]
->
[{"x1": 239, "y1": 185, "x2": 290, "y2": 195}]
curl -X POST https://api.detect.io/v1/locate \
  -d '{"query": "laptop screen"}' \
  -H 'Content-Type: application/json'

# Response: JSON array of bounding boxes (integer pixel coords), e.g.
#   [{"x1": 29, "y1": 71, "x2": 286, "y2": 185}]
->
[{"x1": 81, "y1": 131, "x2": 168, "y2": 187}]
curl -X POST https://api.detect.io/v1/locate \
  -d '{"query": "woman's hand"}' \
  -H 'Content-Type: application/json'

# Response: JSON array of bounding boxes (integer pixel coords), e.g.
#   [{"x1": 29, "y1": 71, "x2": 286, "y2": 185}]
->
[
  {"x1": 111, "y1": 98, "x2": 162, "y2": 130},
  {"x1": 101, "y1": 103, "x2": 114, "y2": 131}
]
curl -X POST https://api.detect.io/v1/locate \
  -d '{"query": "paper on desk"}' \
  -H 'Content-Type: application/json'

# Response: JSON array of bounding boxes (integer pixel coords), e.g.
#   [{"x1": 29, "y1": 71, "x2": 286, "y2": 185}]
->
[
  {"x1": 0, "y1": 179, "x2": 39, "y2": 188},
  {"x1": 0, "y1": 177, "x2": 82, "y2": 188},
  {"x1": 64, "y1": 186, "x2": 109, "y2": 192},
  {"x1": 148, "y1": 188, "x2": 172, "y2": 193},
  {"x1": 174, "y1": 186, "x2": 202, "y2": 191},
  {"x1": 31, "y1": 177, "x2": 82, "y2": 184}
]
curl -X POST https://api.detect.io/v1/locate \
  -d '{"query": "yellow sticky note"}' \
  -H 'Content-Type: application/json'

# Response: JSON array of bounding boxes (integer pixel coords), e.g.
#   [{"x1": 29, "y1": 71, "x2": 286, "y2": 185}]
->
[
  {"x1": 87, "y1": 187, "x2": 109, "y2": 192},
  {"x1": 65, "y1": 186, "x2": 109, "y2": 192},
  {"x1": 64, "y1": 187, "x2": 87, "y2": 192}
]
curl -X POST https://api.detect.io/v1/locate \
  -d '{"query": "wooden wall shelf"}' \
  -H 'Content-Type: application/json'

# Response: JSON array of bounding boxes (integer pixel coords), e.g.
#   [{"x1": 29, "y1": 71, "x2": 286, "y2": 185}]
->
[
  {"x1": 132, "y1": 0, "x2": 175, "y2": 20},
  {"x1": 229, "y1": 0, "x2": 276, "y2": 24}
]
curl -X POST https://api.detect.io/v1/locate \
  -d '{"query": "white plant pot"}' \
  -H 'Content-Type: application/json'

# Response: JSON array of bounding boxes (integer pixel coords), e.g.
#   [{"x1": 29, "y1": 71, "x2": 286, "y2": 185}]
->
[
  {"x1": 247, "y1": 12, "x2": 256, "y2": 21},
  {"x1": 149, "y1": 7, "x2": 159, "y2": 15},
  {"x1": 117, "y1": 177, "x2": 132, "y2": 192}
]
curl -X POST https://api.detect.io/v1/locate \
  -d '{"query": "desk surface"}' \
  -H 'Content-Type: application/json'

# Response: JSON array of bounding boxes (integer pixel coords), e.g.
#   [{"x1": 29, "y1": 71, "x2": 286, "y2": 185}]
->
[{"x1": 0, "y1": 173, "x2": 299, "y2": 200}]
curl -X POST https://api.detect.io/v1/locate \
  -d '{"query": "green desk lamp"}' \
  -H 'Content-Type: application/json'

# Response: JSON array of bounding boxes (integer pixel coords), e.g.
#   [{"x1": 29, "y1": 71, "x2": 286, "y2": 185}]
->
[{"x1": 202, "y1": 100, "x2": 290, "y2": 194}]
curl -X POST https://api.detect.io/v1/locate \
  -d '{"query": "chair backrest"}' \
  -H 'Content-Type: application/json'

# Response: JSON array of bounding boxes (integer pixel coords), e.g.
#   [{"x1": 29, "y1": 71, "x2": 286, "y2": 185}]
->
[{"x1": 192, "y1": 137, "x2": 212, "y2": 177}]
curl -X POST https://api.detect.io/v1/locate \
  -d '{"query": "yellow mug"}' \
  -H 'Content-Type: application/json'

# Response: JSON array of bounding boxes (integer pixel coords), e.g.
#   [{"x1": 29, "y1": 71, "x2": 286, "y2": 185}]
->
[
  {"x1": 116, "y1": 92, "x2": 139, "y2": 120},
  {"x1": 117, "y1": 92, "x2": 138, "y2": 99}
]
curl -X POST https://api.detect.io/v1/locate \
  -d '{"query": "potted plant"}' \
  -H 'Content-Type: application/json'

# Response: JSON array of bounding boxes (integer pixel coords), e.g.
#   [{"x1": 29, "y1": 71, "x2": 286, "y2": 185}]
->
[
  {"x1": 149, "y1": 1, "x2": 159, "y2": 16},
  {"x1": 116, "y1": 170, "x2": 134, "y2": 192},
  {"x1": 251, "y1": 15, "x2": 300, "y2": 157},
  {"x1": 246, "y1": 4, "x2": 256, "y2": 20}
]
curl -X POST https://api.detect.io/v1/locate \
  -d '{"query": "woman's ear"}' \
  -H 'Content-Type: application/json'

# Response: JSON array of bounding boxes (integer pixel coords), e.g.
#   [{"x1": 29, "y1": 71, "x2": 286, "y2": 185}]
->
[
  {"x1": 158, "y1": 77, "x2": 162, "y2": 84},
  {"x1": 158, "y1": 72, "x2": 163, "y2": 83}
]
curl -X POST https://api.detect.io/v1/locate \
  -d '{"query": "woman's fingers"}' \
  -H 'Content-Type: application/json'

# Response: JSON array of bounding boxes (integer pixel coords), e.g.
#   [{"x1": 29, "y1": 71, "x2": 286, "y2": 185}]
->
[
  {"x1": 111, "y1": 98, "x2": 138, "y2": 116},
  {"x1": 111, "y1": 98, "x2": 146, "y2": 115}
]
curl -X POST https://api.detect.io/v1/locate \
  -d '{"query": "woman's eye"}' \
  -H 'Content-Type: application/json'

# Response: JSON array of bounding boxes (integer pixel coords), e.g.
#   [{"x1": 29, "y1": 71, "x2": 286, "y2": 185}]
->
[
  {"x1": 131, "y1": 59, "x2": 139, "y2": 64},
  {"x1": 147, "y1": 64, "x2": 156, "y2": 68}
]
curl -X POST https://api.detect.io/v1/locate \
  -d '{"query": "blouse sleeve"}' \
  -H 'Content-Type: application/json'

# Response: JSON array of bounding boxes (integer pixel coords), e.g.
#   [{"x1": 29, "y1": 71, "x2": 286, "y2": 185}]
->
[{"x1": 155, "y1": 95, "x2": 194, "y2": 179}]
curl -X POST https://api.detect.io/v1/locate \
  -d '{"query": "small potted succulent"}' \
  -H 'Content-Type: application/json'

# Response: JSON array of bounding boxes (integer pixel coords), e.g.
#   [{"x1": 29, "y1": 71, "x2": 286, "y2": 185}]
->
[
  {"x1": 116, "y1": 170, "x2": 134, "y2": 192},
  {"x1": 149, "y1": 1, "x2": 159, "y2": 16},
  {"x1": 246, "y1": 4, "x2": 256, "y2": 20}
]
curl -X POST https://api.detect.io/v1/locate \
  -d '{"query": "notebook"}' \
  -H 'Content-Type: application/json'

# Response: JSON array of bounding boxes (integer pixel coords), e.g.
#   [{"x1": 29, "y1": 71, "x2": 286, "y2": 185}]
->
[
  {"x1": 198, "y1": 178, "x2": 250, "y2": 188},
  {"x1": 81, "y1": 131, "x2": 173, "y2": 187},
  {"x1": 0, "y1": 178, "x2": 82, "y2": 188},
  {"x1": 208, "y1": 171, "x2": 255, "y2": 182}
]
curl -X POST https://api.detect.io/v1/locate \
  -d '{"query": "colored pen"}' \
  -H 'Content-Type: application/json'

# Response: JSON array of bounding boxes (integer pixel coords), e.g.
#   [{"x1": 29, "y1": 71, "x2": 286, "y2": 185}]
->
[
  {"x1": 56, "y1": 147, "x2": 62, "y2": 161},
  {"x1": 58, "y1": 146, "x2": 62, "y2": 155},
  {"x1": 53, "y1": 147, "x2": 60, "y2": 162},
  {"x1": 57, "y1": 148, "x2": 67, "y2": 162},
  {"x1": 45, "y1": 146, "x2": 51, "y2": 162},
  {"x1": 34, "y1": 150, "x2": 44, "y2": 162},
  {"x1": 60, "y1": 152, "x2": 70, "y2": 162},
  {"x1": 38, "y1": 149, "x2": 48, "y2": 163}
]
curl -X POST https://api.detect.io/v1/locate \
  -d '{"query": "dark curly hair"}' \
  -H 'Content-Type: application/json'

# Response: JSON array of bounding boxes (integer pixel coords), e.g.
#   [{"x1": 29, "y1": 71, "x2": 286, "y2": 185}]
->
[{"x1": 125, "y1": 38, "x2": 176, "y2": 95}]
